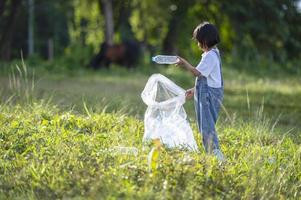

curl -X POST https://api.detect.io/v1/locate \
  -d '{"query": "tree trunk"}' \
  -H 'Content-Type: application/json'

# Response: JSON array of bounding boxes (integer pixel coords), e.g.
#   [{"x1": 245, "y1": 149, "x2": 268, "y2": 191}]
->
[
  {"x1": 28, "y1": 0, "x2": 34, "y2": 56},
  {"x1": 100, "y1": 0, "x2": 114, "y2": 45},
  {"x1": 0, "y1": 0, "x2": 7, "y2": 18},
  {"x1": 162, "y1": 1, "x2": 193, "y2": 54},
  {"x1": 47, "y1": 38, "x2": 54, "y2": 61},
  {"x1": 162, "y1": 15, "x2": 179, "y2": 54},
  {"x1": 0, "y1": 0, "x2": 22, "y2": 61},
  {"x1": 115, "y1": 0, "x2": 135, "y2": 42}
]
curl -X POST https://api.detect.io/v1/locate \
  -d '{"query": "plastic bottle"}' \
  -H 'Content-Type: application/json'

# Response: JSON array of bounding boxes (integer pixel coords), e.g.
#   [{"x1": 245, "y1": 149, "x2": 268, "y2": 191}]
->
[{"x1": 152, "y1": 55, "x2": 179, "y2": 64}]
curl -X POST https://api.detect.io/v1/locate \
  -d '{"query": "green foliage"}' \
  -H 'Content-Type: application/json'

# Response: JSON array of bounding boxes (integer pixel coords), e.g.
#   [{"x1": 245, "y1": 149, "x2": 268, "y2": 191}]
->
[
  {"x1": 1, "y1": 0, "x2": 301, "y2": 71},
  {"x1": 130, "y1": 0, "x2": 170, "y2": 46},
  {"x1": 69, "y1": 0, "x2": 104, "y2": 50},
  {"x1": 225, "y1": 54, "x2": 301, "y2": 77},
  {"x1": 0, "y1": 102, "x2": 300, "y2": 199},
  {"x1": 222, "y1": 0, "x2": 301, "y2": 61},
  {"x1": 34, "y1": 0, "x2": 71, "y2": 57},
  {"x1": 62, "y1": 43, "x2": 94, "y2": 69}
]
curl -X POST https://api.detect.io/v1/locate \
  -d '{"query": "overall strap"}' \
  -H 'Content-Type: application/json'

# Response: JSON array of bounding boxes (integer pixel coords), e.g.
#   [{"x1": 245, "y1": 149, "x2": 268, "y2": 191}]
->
[{"x1": 212, "y1": 48, "x2": 224, "y2": 87}]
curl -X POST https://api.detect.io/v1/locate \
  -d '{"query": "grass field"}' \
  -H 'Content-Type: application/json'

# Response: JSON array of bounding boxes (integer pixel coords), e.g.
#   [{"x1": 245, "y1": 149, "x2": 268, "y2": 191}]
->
[
  {"x1": 0, "y1": 61, "x2": 301, "y2": 199},
  {"x1": 1, "y1": 61, "x2": 300, "y2": 130}
]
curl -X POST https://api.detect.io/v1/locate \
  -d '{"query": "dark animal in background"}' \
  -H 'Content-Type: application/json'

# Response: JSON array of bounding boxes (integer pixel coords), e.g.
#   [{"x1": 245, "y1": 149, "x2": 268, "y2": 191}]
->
[{"x1": 89, "y1": 40, "x2": 141, "y2": 69}]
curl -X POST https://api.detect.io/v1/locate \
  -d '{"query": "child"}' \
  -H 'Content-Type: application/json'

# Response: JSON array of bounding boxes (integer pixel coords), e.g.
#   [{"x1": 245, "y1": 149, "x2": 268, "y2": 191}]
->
[{"x1": 175, "y1": 22, "x2": 225, "y2": 161}]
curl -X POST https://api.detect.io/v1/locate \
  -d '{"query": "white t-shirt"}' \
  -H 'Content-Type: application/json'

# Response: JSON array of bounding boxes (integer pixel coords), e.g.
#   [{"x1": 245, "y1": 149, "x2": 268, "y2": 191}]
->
[{"x1": 196, "y1": 48, "x2": 222, "y2": 88}]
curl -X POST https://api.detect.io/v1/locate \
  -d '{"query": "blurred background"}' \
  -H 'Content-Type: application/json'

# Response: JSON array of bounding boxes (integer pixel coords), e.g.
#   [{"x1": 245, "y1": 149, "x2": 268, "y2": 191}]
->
[
  {"x1": 0, "y1": 0, "x2": 301, "y2": 130},
  {"x1": 1, "y1": 0, "x2": 301, "y2": 65}
]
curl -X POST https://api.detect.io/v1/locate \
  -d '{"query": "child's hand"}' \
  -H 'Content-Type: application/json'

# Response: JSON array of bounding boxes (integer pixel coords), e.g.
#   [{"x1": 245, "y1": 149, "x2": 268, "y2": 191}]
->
[
  {"x1": 175, "y1": 56, "x2": 187, "y2": 67},
  {"x1": 185, "y1": 88, "x2": 194, "y2": 100}
]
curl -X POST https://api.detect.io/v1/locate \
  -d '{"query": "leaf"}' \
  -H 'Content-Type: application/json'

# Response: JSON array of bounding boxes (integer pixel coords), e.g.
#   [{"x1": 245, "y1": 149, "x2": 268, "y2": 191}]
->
[{"x1": 148, "y1": 147, "x2": 160, "y2": 172}]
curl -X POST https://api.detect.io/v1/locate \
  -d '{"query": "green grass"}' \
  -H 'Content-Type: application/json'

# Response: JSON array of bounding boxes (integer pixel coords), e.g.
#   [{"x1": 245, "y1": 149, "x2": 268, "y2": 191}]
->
[
  {"x1": 0, "y1": 102, "x2": 300, "y2": 199},
  {"x1": 0, "y1": 60, "x2": 301, "y2": 199}
]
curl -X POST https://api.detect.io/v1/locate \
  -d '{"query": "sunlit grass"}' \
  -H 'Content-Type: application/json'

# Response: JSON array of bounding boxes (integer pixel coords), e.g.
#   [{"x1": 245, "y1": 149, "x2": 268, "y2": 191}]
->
[
  {"x1": 0, "y1": 102, "x2": 300, "y2": 199},
  {"x1": 1, "y1": 61, "x2": 301, "y2": 129}
]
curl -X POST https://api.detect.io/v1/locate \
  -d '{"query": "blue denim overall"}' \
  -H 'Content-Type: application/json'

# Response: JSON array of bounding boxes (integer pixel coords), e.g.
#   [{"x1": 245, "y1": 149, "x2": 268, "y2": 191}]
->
[{"x1": 194, "y1": 49, "x2": 224, "y2": 153}]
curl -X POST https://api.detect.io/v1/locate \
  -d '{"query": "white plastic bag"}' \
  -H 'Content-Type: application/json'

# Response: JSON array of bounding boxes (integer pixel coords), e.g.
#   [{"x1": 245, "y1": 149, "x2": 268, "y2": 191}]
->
[{"x1": 141, "y1": 74, "x2": 198, "y2": 151}]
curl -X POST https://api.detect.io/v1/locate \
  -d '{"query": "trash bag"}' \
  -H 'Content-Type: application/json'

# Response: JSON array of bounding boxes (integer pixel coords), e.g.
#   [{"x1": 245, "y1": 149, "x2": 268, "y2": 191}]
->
[{"x1": 141, "y1": 74, "x2": 198, "y2": 151}]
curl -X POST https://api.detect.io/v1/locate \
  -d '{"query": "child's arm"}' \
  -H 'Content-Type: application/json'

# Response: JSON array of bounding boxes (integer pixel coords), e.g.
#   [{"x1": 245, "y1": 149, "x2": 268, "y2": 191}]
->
[{"x1": 175, "y1": 56, "x2": 201, "y2": 77}]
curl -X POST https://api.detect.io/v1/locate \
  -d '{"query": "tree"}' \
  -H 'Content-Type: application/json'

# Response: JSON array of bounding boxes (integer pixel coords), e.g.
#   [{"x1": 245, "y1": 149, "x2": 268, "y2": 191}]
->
[
  {"x1": 28, "y1": 0, "x2": 34, "y2": 56},
  {"x1": 99, "y1": 0, "x2": 114, "y2": 45},
  {"x1": 221, "y1": 0, "x2": 301, "y2": 61},
  {"x1": 162, "y1": 0, "x2": 195, "y2": 54},
  {"x1": 0, "y1": 0, "x2": 23, "y2": 61}
]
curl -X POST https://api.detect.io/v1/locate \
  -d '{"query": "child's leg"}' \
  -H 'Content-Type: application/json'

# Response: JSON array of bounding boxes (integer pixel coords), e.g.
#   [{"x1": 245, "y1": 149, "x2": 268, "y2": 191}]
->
[
  {"x1": 201, "y1": 90, "x2": 223, "y2": 153},
  {"x1": 202, "y1": 130, "x2": 220, "y2": 153},
  {"x1": 204, "y1": 89, "x2": 225, "y2": 161}
]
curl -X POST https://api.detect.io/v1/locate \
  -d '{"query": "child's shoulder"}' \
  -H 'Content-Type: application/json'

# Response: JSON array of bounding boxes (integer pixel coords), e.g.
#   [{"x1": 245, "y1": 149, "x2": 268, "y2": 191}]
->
[{"x1": 203, "y1": 49, "x2": 219, "y2": 60}]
